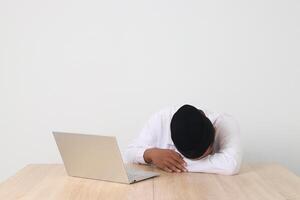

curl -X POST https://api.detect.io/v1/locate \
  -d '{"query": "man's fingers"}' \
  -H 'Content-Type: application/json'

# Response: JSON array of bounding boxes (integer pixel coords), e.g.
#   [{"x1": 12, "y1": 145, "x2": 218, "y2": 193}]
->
[
  {"x1": 172, "y1": 159, "x2": 187, "y2": 172},
  {"x1": 170, "y1": 153, "x2": 187, "y2": 166},
  {"x1": 170, "y1": 150, "x2": 186, "y2": 162},
  {"x1": 160, "y1": 161, "x2": 174, "y2": 172},
  {"x1": 166, "y1": 159, "x2": 186, "y2": 172},
  {"x1": 163, "y1": 166, "x2": 173, "y2": 173},
  {"x1": 165, "y1": 161, "x2": 180, "y2": 172},
  {"x1": 168, "y1": 154, "x2": 188, "y2": 171},
  {"x1": 174, "y1": 157, "x2": 186, "y2": 166}
]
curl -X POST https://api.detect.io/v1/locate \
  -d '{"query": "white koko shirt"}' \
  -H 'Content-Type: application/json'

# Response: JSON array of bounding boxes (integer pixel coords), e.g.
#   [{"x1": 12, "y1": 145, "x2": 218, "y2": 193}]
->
[{"x1": 125, "y1": 105, "x2": 242, "y2": 175}]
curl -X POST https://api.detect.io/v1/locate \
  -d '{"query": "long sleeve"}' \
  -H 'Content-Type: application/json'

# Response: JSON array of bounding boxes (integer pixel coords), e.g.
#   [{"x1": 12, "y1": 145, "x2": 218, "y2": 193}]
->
[
  {"x1": 185, "y1": 114, "x2": 242, "y2": 175},
  {"x1": 125, "y1": 112, "x2": 162, "y2": 164}
]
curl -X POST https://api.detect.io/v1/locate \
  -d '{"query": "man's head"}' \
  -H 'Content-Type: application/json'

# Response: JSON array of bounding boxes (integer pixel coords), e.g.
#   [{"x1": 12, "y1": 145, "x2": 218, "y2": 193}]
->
[{"x1": 170, "y1": 104, "x2": 215, "y2": 159}]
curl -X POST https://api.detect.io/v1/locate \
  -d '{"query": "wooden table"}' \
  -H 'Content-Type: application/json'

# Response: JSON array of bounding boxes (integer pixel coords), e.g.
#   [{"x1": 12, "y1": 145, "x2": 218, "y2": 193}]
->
[{"x1": 0, "y1": 164, "x2": 299, "y2": 200}]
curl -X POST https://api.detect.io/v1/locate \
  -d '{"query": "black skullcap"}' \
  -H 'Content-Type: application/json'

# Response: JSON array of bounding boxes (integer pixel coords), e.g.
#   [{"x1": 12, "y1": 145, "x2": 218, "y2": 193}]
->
[{"x1": 170, "y1": 104, "x2": 215, "y2": 159}]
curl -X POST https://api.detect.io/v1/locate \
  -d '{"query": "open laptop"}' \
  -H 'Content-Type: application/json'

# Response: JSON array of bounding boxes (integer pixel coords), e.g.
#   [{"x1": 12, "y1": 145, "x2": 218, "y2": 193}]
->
[{"x1": 53, "y1": 131, "x2": 159, "y2": 184}]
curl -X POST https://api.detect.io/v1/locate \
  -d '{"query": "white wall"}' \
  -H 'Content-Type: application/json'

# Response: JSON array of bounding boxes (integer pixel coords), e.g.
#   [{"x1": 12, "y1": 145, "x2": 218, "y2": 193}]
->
[{"x1": 0, "y1": 0, "x2": 299, "y2": 181}]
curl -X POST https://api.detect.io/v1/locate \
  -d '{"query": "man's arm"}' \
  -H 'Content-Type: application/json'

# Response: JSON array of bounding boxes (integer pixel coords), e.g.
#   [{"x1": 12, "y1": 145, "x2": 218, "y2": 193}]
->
[
  {"x1": 185, "y1": 114, "x2": 242, "y2": 175},
  {"x1": 125, "y1": 112, "x2": 160, "y2": 164},
  {"x1": 125, "y1": 110, "x2": 187, "y2": 172}
]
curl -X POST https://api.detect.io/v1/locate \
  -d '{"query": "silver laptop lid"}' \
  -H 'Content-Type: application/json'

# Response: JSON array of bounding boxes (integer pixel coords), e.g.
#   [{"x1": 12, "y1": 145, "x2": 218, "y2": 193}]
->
[{"x1": 53, "y1": 132, "x2": 130, "y2": 184}]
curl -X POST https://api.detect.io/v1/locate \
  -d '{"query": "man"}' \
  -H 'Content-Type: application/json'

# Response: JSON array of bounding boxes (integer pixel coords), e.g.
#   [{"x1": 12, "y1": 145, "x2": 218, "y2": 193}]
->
[{"x1": 125, "y1": 104, "x2": 242, "y2": 175}]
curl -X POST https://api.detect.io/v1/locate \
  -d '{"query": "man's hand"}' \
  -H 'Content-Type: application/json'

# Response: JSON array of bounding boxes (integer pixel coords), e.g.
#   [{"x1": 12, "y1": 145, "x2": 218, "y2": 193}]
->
[{"x1": 143, "y1": 148, "x2": 187, "y2": 173}]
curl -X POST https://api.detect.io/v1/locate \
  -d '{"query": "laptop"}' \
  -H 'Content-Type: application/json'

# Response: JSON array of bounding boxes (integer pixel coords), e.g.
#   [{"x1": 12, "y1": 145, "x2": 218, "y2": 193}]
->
[{"x1": 53, "y1": 131, "x2": 159, "y2": 184}]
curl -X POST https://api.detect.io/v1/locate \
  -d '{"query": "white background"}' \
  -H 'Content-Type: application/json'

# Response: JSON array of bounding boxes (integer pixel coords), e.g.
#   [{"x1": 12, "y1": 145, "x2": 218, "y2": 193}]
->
[{"x1": 0, "y1": 0, "x2": 299, "y2": 181}]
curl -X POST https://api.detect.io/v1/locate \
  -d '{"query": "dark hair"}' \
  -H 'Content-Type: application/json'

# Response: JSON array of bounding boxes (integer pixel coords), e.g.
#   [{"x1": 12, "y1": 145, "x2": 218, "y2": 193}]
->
[{"x1": 170, "y1": 104, "x2": 215, "y2": 159}]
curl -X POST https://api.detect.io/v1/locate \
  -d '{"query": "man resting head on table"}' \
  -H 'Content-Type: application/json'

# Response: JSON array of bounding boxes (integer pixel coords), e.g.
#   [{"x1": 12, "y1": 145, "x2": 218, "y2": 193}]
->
[{"x1": 125, "y1": 104, "x2": 242, "y2": 175}]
